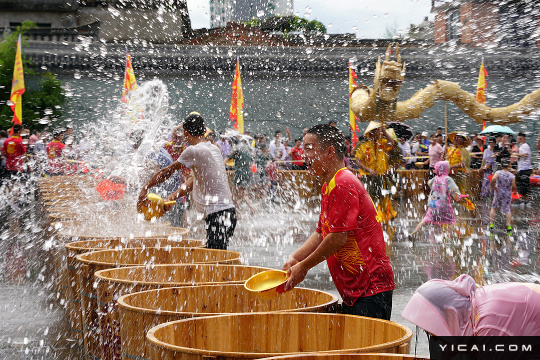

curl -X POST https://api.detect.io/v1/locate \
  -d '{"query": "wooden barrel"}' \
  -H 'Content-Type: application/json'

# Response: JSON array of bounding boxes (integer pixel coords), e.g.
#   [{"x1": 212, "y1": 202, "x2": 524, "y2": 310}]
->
[
  {"x1": 261, "y1": 354, "x2": 426, "y2": 360},
  {"x1": 76, "y1": 248, "x2": 241, "y2": 360},
  {"x1": 118, "y1": 284, "x2": 339, "y2": 360},
  {"x1": 64, "y1": 238, "x2": 203, "y2": 344},
  {"x1": 146, "y1": 313, "x2": 413, "y2": 360}
]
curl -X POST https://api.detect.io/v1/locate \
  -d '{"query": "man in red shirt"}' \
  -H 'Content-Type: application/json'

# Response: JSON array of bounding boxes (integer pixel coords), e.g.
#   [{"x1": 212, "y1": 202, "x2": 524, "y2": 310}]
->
[
  {"x1": 1, "y1": 124, "x2": 27, "y2": 180},
  {"x1": 47, "y1": 130, "x2": 66, "y2": 175},
  {"x1": 289, "y1": 138, "x2": 306, "y2": 170},
  {"x1": 283, "y1": 124, "x2": 394, "y2": 320}
]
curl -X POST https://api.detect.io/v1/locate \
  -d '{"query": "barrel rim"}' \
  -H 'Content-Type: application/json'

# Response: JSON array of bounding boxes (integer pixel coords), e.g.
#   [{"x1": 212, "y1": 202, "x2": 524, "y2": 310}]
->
[
  {"x1": 146, "y1": 312, "x2": 413, "y2": 357},
  {"x1": 65, "y1": 238, "x2": 204, "y2": 251},
  {"x1": 59, "y1": 227, "x2": 189, "y2": 238},
  {"x1": 253, "y1": 354, "x2": 423, "y2": 360},
  {"x1": 75, "y1": 247, "x2": 241, "y2": 267},
  {"x1": 117, "y1": 284, "x2": 339, "y2": 316},
  {"x1": 94, "y1": 264, "x2": 272, "y2": 287}
]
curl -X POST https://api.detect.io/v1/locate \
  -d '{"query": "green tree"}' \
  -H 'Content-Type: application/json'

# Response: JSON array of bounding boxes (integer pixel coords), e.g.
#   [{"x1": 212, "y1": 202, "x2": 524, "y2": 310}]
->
[
  {"x1": 0, "y1": 21, "x2": 66, "y2": 131},
  {"x1": 245, "y1": 15, "x2": 327, "y2": 35}
]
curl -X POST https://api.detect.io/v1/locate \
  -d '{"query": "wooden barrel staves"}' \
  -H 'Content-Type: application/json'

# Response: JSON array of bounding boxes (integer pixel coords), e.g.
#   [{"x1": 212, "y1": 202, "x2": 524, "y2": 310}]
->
[
  {"x1": 117, "y1": 284, "x2": 339, "y2": 360},
  {"x1": 64, "y1": 238, "x2": 202, "y2": 345},
  {"x1": 260, "y1": 354, "x2": 427, "y2": 360},
  {"x1": 147, "y1": 313, "x2": 413, "y2": 360},
  {"x1": 76, "y1": 248, "x2": 241, "y2": 360}
]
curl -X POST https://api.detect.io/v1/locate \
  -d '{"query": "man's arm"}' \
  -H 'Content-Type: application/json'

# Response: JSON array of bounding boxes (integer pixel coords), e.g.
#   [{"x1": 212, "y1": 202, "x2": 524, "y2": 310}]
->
[
  {"x1": 284, "y1": 231, "x2": 348, "y2": 291},
  {"x1": 164, "y1": 176, "x2": 194, "y2": 203},
  {"x1": 283, "y1": 231, "x2": 323, "y2": 271},
  {"x1": 137, "y1": 161, "x2": 184, "y2": 207}
]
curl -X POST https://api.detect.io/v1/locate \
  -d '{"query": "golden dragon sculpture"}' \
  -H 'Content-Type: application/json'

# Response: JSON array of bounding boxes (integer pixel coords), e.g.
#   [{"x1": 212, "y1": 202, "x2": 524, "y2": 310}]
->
[{"x1": 350, "y1": 44, "x2": 540, "y2": 125}]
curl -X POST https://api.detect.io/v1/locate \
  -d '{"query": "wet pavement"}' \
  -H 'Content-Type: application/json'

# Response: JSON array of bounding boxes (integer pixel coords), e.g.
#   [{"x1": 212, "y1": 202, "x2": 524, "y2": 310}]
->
[{"x1": 1, "y1": 184, "x2": 539, "y2": 359}]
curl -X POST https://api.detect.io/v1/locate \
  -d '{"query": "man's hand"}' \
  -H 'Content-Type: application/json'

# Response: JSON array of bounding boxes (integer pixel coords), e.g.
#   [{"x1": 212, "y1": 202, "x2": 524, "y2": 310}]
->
[
  {"x1": 283, "y1": 262, "x2": 308, "y2": 292},
  {"x1": 137, "y1": 186, "x2": 150, "y2": 210},
  {"x1": 282, "y1": 256, "x2": 298, "y2": 272}
]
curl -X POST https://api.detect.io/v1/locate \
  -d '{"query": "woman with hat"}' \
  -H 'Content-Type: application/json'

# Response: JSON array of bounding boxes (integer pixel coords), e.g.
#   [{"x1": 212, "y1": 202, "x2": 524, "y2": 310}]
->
[
  {"x1": 354, "y1": 121, "x2": 401, "y2": 224},
  {"x1": 445, "y1": 131, "x2": 471, "y2": 194}
]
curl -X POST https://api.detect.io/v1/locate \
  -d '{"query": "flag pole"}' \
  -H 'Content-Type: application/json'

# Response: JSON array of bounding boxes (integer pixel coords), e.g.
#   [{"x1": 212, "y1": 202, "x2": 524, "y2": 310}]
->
[{"x1": 444, "y1": 99, "x2": 448, "y2": 155}]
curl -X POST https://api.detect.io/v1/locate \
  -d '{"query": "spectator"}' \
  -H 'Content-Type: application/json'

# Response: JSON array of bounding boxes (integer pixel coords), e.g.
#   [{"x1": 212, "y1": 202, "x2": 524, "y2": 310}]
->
[
  {"x1": 216, "y1": 131, "x2": 232, "y2": 159},
  {"x1": 253, "y1": 144, "x2": 272, "y2": 197},
  {"x1": 480, "y1": 137, "x2": 497, "y2": 198},
  {"x1": 206, "y1": 132, "x2": 216, "y2": 144},
  {"x1": 411, "y1": 133, "x2": 421, "y2": 162},
  {"x1": 397, "y1": 137, "x2": 412, "y2": 169},
  {"x1": 0, "y1": 130, "x2": 8, "y2": 178},
  {"x1": 289, "y1": 138, "x2": 305, "y2": 170},
  {"x1": 282, "y1": 139, "x2": 293, "y2": 169},
  {"x1": 428, "y1": 134, "x2": 444, "y2": 179},
  {"x1": 513, "y1": 132, "x2": 532, "y2": 207},
  {"x1": 436, "y1": 127, "x2": 443, "y2": 136},
  {"x1": 489, "y1": 158, "x2": 517, "y2": 236},
  {"x1": 226, "y1": 137, "x2": 255, "y2": 212},
  {"x1": 445, "y1": 132, "x2": 470, "y2": 194},
  {"x1": 328, "y1": 120, "x2": 337, "y2": 127},
  {"x1": 402, "y1": 274, "x2": 540, "y2": 337},
  {"x1": 269, "y1": 130, "x2": 286, "y2": 160},
  {"x1": 1, "y1": 124, "x2": 26, "y2": 182},
  {"x1": 509, "y1": 138, "x2": 519, "y2": 169},
  {"x1": 265, "y1": 155, "x2": 278, "y2": 200},
  {"x1": 140, "y1": 130, "x2": 185, "y2": 227},
  {"x1": 46, "y1": 130, "x2": 66, "y2": 176},
  {"x1": 495, "y1": 134, "x2": 511, "y2": 169},
  {"x1": 469, "y1": 137, "x2": 484, "y2": 170}
]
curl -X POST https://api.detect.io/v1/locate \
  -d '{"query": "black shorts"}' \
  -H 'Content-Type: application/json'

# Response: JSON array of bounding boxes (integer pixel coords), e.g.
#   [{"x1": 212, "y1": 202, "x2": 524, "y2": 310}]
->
[
  {"x1": 341, "y1": 289, "x2": 393, "y2": 321},
  {"x1": 517, "y1": 169, "x2": 532, "y2": 196},
  {"x1": 1, "y1": 170, "x2": 25, "y2": 183},
  {"x1": 205, "y1": 207, "x2": 237, "y2": 250}
]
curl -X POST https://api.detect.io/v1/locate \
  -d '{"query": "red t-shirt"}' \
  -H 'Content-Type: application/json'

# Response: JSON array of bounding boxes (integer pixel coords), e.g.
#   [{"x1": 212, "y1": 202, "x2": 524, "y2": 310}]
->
[
  {"x1": 317, "y1": 168, "x2": 394, "y2": 306},
  {"x1": 47, "y1": 140, "x2": 66, "y2": 174},
  {"x1": 290, "y1": 147, "x2": 304, "y2": 166},
  {"x1": 2, "y1": 136, "x2": 26, "y2": 171}
]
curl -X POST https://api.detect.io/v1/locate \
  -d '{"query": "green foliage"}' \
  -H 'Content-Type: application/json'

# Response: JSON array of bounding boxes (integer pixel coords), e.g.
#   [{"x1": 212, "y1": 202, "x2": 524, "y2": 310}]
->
[
  {"x1": 0, "y1": 21, "x2": 66, "y2": 131},
  {"x1": 244, "y1": 18, "x2": 262, "y2": 27},
  {"x1": 245, "y1": 15, "x2": 327, "y2": 34}
]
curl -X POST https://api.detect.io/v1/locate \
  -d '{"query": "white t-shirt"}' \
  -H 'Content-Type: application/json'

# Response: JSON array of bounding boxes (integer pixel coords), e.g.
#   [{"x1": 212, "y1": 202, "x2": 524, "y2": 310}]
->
[
  {"x1": 410, "y1": 141, "x2": 419, "y2": 163},
  {"x1": 398, "y1": 141, "x2": 411, "y2": 164},
  {"x1": 177, "y1": 141, "x2": 234, "y2": 218},
  {"x1": 517, "y1": 142, "x2": 532, "y2": 171},
  {"x1": 269, "y1": 140, "x2": 286, "y2": 160}
]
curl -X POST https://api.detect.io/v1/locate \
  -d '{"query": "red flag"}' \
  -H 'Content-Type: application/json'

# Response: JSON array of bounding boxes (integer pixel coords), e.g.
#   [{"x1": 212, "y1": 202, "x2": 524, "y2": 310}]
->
[
  {"x1": 475, "y1": 58, "x2": 488, "y2": 130},
  {"x1": 348, "y1": 62, "x2": 359, "y2": 146},
  {"x1": 230, "y1": 57, "x2": 244, "y2": 134}
]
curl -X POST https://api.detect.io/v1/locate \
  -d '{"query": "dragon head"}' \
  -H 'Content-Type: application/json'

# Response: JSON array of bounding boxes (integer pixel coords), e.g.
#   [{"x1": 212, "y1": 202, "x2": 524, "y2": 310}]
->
[{"x1": 374, "y1": 43, "x2": 406, "y2": 103}]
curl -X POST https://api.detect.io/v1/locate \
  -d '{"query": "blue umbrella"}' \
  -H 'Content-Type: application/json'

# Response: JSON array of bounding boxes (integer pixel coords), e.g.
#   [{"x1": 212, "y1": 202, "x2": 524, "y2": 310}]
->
[{"x1": 479, "y1": 125, "x2": 515, "y2": 135}]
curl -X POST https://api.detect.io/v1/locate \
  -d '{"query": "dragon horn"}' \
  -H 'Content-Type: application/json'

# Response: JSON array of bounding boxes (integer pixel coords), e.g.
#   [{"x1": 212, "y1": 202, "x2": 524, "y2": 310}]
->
[
  {"x1": 402, "y1": 61, "x2": 407, "y2": 75},
  {"x1": 385, "y1": 44, "x2": 392, "y2": 61},
  {"x1": 396, "y1": 44, "x2": 401, "y2": 63}
]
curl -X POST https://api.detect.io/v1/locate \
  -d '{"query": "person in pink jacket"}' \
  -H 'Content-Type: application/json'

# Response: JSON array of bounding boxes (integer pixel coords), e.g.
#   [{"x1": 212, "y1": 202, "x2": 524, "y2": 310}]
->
[{"x1": 402, "y1": 274, "x2": 540, "y2": 336}]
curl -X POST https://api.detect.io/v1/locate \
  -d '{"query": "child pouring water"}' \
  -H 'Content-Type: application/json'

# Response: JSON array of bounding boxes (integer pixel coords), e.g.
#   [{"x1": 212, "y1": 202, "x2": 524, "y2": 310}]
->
[
  {"x1": 489, "y1": 158, "x2": 517, "y2": 237},
  {"x1": 412, "y1": 161, "x2": 470, "y2": 235}
]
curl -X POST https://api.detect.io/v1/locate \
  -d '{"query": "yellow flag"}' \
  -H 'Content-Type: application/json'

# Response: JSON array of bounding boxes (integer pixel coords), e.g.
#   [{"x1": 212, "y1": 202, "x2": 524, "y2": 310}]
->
[
  {"x1": 10, "y1": 34, "x2": 25, "y2": 126},
  {"x1": 230, "y1": 57, "x2": 244, "y2": 134},
  {"x1": 475, "y1": 58, "x2": 488, "y2": 129},
  {"x1": 122, "y1": 50, "x2": 138, "y2": 102}
]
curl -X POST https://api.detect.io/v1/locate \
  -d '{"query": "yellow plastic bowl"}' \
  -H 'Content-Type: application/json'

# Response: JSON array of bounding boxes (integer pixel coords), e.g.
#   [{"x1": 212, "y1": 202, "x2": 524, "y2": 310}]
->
[{"x1": 244, "y1": 270, "x2": 288, "y2": 299}]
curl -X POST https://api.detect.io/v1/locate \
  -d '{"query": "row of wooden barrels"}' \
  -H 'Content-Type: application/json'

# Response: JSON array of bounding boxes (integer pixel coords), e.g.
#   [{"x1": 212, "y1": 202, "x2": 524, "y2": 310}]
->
[
  {"x1": 237, "y1": 169, "x2": 486, "y2": 200},
  {"x1": 39, "y1": 176, "x2": 419, "y2": 360}
]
